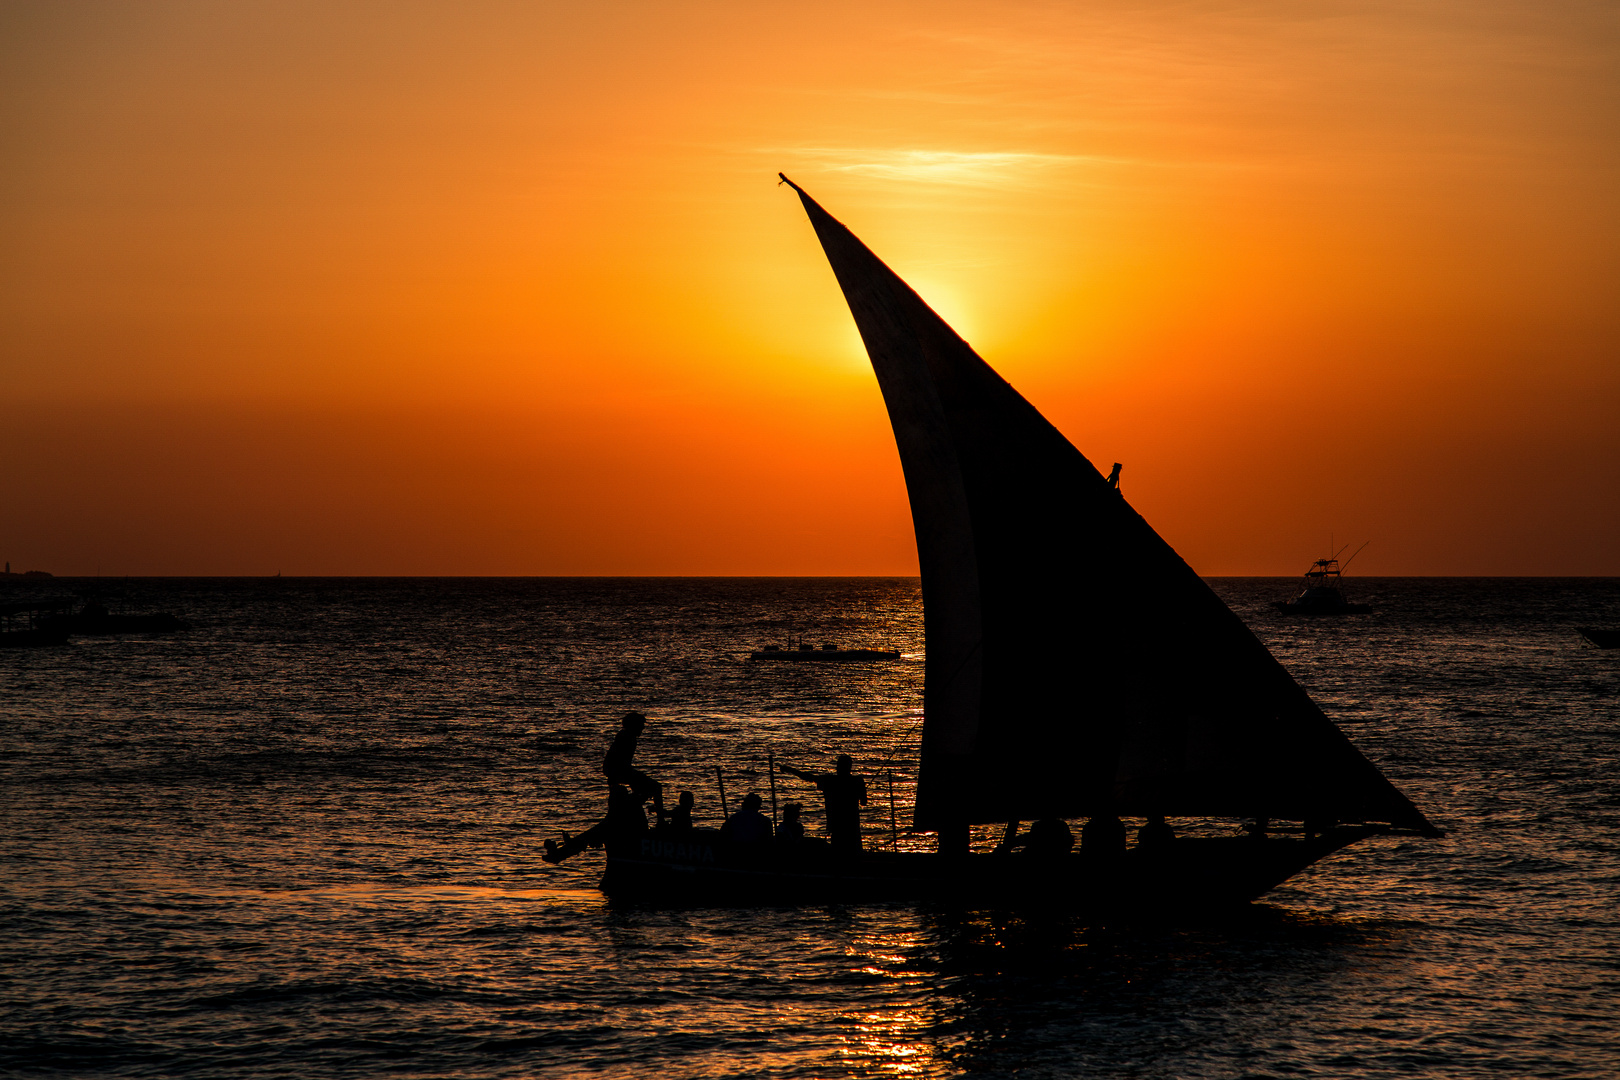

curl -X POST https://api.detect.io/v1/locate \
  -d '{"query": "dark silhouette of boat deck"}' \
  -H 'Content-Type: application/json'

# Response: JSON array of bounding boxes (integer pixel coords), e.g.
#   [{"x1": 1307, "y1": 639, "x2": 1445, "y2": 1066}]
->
[{"x1": 603, "y1": 825, "x2": 1381, "y2": 908}]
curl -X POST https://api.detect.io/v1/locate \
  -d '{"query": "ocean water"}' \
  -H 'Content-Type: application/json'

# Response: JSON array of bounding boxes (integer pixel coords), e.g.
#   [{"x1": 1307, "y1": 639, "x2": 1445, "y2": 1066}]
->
[{"x1": 3, "y1": 576, "x2": 1618, "y2": 1079}]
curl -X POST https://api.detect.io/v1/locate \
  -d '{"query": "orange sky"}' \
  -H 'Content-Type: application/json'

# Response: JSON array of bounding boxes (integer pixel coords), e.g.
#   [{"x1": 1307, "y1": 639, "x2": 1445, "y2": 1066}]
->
[{"x1": 3, "y1": 1, "x2": 1617, "y2": 575}]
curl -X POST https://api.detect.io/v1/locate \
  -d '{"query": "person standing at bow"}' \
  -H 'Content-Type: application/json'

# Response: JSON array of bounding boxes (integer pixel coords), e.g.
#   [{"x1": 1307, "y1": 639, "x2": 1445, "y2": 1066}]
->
[{"x1": 779, "y1": 754, "x2": 868, "y2": 854}]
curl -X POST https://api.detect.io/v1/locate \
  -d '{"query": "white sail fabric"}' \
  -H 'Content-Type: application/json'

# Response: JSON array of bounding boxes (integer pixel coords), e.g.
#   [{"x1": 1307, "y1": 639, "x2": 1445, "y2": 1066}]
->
[{"x1": 784, "y1": 176, "x2": 1436, "y2": 836}]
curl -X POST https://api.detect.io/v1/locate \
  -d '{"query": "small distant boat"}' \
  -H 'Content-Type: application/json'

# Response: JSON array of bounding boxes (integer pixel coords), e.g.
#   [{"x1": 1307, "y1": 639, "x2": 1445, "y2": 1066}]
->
[
  {"x1": 1577, "y1": 628, "x2": 1620, "y2": 649},
  {"x1": 41, "y1": 601, "x2": 192, "y2": 635},
  {"x1": 1272, "y1": 548, "x2": 1372, "y2": 615},
  {"x1": 750, "y1": 635, "x2": 900, "y2": 662},
  {"x1": 0, "y1": 601, "x2": 73, "y2": 648}
]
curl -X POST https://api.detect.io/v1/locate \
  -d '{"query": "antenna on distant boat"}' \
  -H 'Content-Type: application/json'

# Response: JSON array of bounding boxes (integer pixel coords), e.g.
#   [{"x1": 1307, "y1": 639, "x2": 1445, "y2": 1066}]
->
[{"x1": 1339, "y1": 540, "x2": 1371, "y2": 573}]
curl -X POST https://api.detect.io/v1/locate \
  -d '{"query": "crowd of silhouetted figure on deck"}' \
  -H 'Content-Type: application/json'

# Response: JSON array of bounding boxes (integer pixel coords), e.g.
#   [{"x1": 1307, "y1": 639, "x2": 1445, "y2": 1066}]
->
[
  {"x1": 544, "y1": 711, "x2": 868, "y2": 863},
  {"x1": 544, "y1": 711, "x2": 1326, "y2": 865}
]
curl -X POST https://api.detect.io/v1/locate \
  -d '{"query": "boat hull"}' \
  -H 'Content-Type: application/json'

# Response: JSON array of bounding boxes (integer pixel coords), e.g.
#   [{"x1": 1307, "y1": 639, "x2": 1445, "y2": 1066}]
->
[
  {"x1": 1577, "y1": 627, "x2": 1620, "y2": 649},
  {"x1": 601, "y1": 828, "x2": 1376, "y2": 909}
]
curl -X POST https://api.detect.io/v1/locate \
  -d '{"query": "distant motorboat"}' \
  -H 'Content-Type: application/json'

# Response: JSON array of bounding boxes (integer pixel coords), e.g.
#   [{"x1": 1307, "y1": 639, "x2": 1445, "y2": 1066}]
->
[
  {"x1": 0, "y1": 601, "x2": 72, "y2": 648},
  {"x1": 1272, "y1": 550, "x2": 1372, "y2": 615},
  {"x1": 1577, "y1": 628, "x2": 1620, "y2": 649},
  {"x1": 750, "y1": 634, "x2": 899, "y2": 662},
  {"x1": 41, "y1": 601, "x2": 192, "y2": 635}
]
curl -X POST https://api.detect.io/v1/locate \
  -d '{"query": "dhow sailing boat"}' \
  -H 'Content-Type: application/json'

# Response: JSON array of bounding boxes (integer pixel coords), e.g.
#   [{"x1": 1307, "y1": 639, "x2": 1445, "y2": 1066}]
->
[{"x1": 576, "y1": 178, "x2": 1437, "y2": 909}]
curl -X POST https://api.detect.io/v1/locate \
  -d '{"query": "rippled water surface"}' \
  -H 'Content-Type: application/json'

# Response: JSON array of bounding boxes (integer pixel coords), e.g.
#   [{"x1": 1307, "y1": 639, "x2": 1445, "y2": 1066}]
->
[{"x1": 3, "y1": 577, "x2": 1618, "y2": 1078}]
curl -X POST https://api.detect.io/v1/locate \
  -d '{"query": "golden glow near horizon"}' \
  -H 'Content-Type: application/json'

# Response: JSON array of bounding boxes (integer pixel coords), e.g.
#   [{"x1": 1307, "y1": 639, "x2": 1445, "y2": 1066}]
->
[{"x1": 2, "y1": 1, "x2": 1616, "y2": 575}]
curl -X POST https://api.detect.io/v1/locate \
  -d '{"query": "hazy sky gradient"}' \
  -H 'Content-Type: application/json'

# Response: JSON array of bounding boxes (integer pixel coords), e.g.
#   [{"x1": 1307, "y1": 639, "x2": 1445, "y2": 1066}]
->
[{"x1": 3, "y1": 1, "x2": 1616, "y2": 574}]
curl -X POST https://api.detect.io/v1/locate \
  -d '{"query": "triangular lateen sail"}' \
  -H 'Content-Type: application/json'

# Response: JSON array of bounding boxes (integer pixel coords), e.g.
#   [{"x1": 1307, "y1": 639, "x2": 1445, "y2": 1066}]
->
[{"x1": 782, "y1": 175, "x2": 1436, "y2": 837}]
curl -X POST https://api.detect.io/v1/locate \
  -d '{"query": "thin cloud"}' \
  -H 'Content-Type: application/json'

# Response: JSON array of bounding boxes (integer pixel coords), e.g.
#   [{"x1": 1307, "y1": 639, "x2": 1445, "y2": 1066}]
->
[{"x1": 777, "y1": 148, "x2": 1120, "y2": 187}]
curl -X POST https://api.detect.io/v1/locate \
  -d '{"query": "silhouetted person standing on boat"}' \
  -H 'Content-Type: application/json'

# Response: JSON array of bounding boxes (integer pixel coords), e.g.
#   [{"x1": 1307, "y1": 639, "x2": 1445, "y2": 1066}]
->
[
  {"x1": 603, "y1": 711, "x2": 663, "y2": 818},
  {"x1": 780, "y1": 754, "x2": 868, "y2": 854}
]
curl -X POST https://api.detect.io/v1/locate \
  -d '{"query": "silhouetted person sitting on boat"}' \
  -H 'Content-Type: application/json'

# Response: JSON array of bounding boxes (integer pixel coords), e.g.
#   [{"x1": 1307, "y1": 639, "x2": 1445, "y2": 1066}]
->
[
  {"x1": 1244, "y1": 816, "x2": 1270, "y2": 841},
  {"x1": 721, "y1": 792, "x2": 772, "y2": 846},
  {"x1": 608, "y1": 781, "x2": 649, "y2": 833},
  {"x1": 664, "y1": 790, "x2": 696, "y2": 835},
  {"x1": 1081, "y1": 813, "x2": 1127, "y2": 861},
  {"x1": 543, "y1": 783, "x2": 646, "y2": 864},
  {"x1": 780, "y1": 754, "x2": 868, "y2": 854},
  {"x1": 776, "y1": 802, "x2": 806, "y2": 847},
  {"x1": 603, "y1": 710, "x2": 663, "y2": 819},
  {"x1": 1137, "y1": 815, "x2": 1176, "y2": 848},
  {"x1": 1023, "y1": 817, "x2": 1075, "y2": 858}
]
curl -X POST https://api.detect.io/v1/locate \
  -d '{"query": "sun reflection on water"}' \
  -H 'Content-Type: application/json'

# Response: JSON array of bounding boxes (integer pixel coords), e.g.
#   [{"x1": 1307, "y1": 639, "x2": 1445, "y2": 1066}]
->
[
  {"x1": 835, "y1": 929, "x2": 946, "y2": 1077},
  {"x1": 843, "y1": 1005, "x2": 941, "y2": 1078}
]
